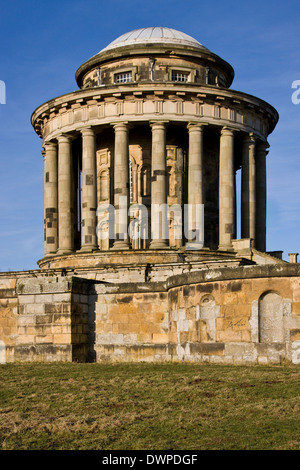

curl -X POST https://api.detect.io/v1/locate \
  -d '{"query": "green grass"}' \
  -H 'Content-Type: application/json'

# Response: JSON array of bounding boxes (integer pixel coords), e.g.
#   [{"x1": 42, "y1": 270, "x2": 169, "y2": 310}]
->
[{"x1": 0, "y1": 362, "x2": 299, "y2": 450}]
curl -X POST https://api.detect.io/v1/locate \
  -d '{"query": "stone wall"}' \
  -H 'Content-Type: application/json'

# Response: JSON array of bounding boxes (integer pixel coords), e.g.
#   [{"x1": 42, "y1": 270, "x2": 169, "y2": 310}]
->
[
  {"x1": 0, "y1": 264, "x2": 300, "y2": 364},
  {"x1": 167, "y1": 270, "x2": 300, "y2": 364},
  {"x1": 93, "y1": 265, "x2": 300, "y2": 364},
  {"x1": 0, "y1": 275, "x2": 18, "y2": 363},
  {"x1": 94, "y1": 283, "x2": 168, "y2": 362},
  {"x1": 0, "y1": 273, "x2": 92, "y2": 363}
]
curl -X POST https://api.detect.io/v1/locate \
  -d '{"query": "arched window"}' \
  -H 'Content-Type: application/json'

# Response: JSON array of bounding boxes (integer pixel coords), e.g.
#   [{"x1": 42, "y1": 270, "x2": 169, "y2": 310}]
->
[{"x1": 258, "y1": 291, "x2": 284, "y2": 343}]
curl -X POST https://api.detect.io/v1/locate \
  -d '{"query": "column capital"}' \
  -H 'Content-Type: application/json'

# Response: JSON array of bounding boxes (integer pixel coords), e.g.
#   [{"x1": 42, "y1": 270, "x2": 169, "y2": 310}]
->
[
  {"x1": 80, "y1": 126, "x2": 95, "y2": 137},
  {"x1": 111, "y1": 121, "x2": 129, "y2": 132},
  {"x1": 187, "y1": 122, "x2": 207, "y2": 131},
  {"x1": 221, "y1": 126, "x2": 235, "y2": 136},
  {"x1": 43, "y1": 140, "x2": 57, "y2": 151},
  {"x1": 243, "y1": 132, "x2": 256, "y2": 145},
  {"x1": 150, "y1": 120, "x2": 169, "y2": 130},
  {"x1": 57, "y1": 133, "x2": 74, "y2": 144}
]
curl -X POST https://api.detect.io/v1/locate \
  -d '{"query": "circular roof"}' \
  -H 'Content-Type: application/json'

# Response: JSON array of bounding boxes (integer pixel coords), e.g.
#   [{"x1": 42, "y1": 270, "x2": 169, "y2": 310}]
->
[{"x1": 100, "y1": 27, "x2": 209, "y2": 52}]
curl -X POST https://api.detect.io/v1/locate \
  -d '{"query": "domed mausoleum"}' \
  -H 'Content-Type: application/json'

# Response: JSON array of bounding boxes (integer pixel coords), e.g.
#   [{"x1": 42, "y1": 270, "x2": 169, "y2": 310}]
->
[
  {"x1": 32, "y1": 27, "x2": 278, "y2": 264},
  {"x1": 1, "y1": 28, "x2": 300, "y2": 364}
]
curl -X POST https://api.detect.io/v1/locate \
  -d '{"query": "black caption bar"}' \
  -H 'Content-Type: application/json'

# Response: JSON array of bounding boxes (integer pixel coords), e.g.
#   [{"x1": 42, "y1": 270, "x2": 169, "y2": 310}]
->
[{"x1": 100, "y1": 452, "x2": 199, "y2": 466}]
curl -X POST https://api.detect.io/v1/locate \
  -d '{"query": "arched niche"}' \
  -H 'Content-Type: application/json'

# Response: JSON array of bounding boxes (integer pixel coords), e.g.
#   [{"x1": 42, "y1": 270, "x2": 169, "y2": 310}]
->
[{"x1": 258, "y1": 291, "x2": 284, "y2": 343}]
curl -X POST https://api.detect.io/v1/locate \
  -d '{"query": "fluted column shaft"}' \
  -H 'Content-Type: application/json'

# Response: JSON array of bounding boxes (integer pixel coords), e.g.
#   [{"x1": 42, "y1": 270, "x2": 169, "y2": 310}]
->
[
  {"x1": 187, "y1": 123, "x2": 204, "y2": 248},
  {"x1": 150, "y1": 121, "x2": 168, "y2": 249},
  {"x1": 57, "y1": 135, "x2": 74, "y2": 254},
  {"x1": 219, "y1": 127, "x2": 235, "y2": 251},
  {"x1": 255, "y1": 141, "x2": 268, "y2": 252},
  {"x1": 112, "y1": 122, "x2": 130, "y2": 249},
  {"x1": 241, "y1": 133, "x2": 256, "y2": 242},
  {"x1": 44, "y1": 141, "x2": 58, "y2": 255},
  {"x1": 81, "y1": 127, "x2": 97, "y2": 251}
]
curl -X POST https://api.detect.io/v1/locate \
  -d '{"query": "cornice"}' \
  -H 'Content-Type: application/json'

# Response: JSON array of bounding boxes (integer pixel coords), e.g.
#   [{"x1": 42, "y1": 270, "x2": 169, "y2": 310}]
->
[
  {"x1": 32, "y1": 83, "x2": 278, "y2": 125},
  {"x1": 31, "y1": 83, "x2": 278, "y2": 145}
]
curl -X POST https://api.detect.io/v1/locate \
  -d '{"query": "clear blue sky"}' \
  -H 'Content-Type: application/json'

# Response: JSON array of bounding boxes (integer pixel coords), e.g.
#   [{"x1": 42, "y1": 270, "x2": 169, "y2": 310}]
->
[{"x1": 0, "y1": 0, "x2": 299, "y2": 271}]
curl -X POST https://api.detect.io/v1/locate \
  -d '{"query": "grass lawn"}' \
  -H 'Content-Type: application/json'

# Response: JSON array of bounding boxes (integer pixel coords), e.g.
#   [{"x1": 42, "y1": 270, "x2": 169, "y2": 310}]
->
[{"x1": 0, "y1": 362, "x2": 299, "y2": 450}]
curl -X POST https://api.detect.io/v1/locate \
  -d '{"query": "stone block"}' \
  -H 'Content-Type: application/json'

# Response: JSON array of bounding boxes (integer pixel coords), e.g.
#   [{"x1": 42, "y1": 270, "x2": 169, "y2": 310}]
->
[
  {"x1": 53, "y1": 314, "x2": 71, "y2": 324},
  {"x1": 18, "y1": 295, "x2": 35, "y2": 304},
  {"x1": 97, "y1": 333, "x2": 124, "y2": 345},
  {"x1": 217, "y1": 330, "x2": 242, "y2": 342},
  {"x1": 292, "y1": 302, "x2": 300, "y2": 315},
  {"x1": 16, "y1": 334, "x2": 35, "y2": 345},
  {"x1": 36, "y1": 334, "x2": 53, "y2": 344},
  {"x1": 53, "y1": 334, "x2": 72, "y2": 344},
  {"x1": 25, "y1": 304, "x2": 45, "y2": 315},
  {"x1": 45, "y1": 304, "x2": 62, "y2": 314},
  {"x1": 123, "y1": 334, "x2": 138, "y2": 344},
  {"x1": 103, "y1": 323, "x2": 113, "y2": 333},
  {"x1": 290, "y1": 329, "x2": 300, "y2": 341},
  {"x1": 36, "y1": 314, "x2": 53, "y2": 324},
  {"x1": 291, "y1": 279, "x2": 300, "y2": 301},
  {"x1": 138, "y1": 303, "x2": 152, "y2": 314},
  {"x1": 18, "y1": 315, "x2": 36, "y2": 326},
  {"x1": 52, "y1": 293, "x2": 71, "y2": 303},
  {"x1": 34, "y1": 294, "x2": 54, "y2": 304},
  {"x1": 95, "y1": 303, "x2": 107, "y2": 314},
  {"x1": 152, "y1": 333, "x2": 168, "y2": 343},
  {"x1": 51, "y1": 325, "x2": 63, "y2": 334}
]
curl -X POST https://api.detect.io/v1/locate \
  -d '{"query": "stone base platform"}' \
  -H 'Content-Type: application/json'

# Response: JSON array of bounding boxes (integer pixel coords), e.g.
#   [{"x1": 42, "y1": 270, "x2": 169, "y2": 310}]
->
[{"x1": 38, "y1": 248, "x2": 255, "y2": 283}]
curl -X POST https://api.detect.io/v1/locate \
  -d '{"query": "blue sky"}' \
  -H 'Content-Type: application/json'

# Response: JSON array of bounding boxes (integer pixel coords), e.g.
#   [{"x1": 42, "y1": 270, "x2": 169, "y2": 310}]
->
[{"x1": 0, "y1": 0, "x2": 299, "y2": 271}]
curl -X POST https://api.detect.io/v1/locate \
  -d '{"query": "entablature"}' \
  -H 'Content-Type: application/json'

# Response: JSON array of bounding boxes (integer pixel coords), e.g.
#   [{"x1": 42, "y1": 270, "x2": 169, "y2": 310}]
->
[{"x1": 32, "y1": 84, "x2": 278, "y2": 142}]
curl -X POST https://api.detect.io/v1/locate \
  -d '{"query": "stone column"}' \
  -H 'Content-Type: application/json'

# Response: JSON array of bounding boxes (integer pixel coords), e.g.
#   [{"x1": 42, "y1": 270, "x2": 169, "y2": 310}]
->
[
  {"x1": 43, "y1": 141, "x2": 58, "y2": 255},
  {"x1": 186, "y1": 123, "x2": 204, "y2": 249},
  {"x1": 80, "y1": 127, "x2": 97, "y2": 251},
  {"x1": 112, "y1": 122, "x2": 130, "y2": 250},
  {"x1": 255, "y1": 141, "x2": 269, "y2": 252},
  {"x1": 241, "y1": 133, "x2": 256, "y2": 242},
  {"x1": 149, "y1": 121, "x2": 168, "y2": 249},
  {"x1": 218, "y1": 127, "x2": 235, "y2": 251},
  {"x1": 57, "y1": 134, "x2": 74, "y2": 254}
]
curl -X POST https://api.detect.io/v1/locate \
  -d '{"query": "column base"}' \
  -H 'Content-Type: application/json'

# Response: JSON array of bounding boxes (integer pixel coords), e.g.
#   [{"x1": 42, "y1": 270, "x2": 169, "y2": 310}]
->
[
  {"x1": 56, "y1": 249, "x2": 74, "y2": 256},
  {"x1": 218, "y1": 245, "x2": 234, "y2": 252},
  {"x1": 185, "y1": 242, "x2": 205, "y2": 251},
  {"x1": 78, "y1": 245, "x2": 98, "y2": 253},
  {"x1": 149, "y1": 240, "x2": 169, "y2": 250},
  {"x1": 111, "y1": 240, "x2": 131, "y2": 250}
]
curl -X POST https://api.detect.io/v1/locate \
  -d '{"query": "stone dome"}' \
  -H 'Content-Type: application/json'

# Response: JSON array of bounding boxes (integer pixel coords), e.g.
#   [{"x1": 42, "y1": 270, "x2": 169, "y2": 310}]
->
[
  {"x1": 75, "y1": 26, "x2": 234, "y2": 88},
  {"x1": 100, "y1": 27, "x2": 209, "y2": 52}
]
